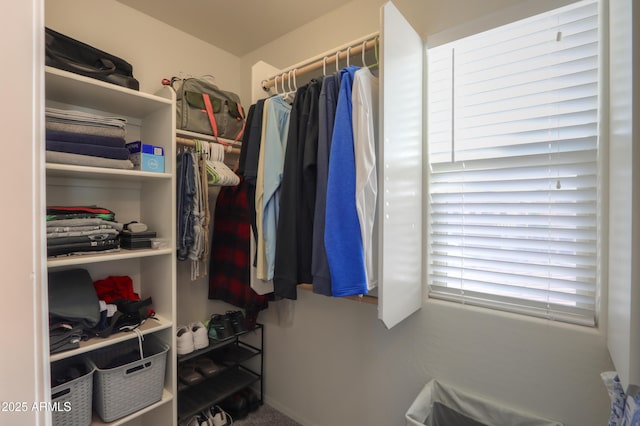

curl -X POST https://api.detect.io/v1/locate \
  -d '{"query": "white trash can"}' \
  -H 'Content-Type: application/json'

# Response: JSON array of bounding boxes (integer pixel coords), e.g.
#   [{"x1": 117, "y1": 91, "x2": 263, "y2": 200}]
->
[{"x1": 405, "y1": 380, "x2": 562, "y2": 426}]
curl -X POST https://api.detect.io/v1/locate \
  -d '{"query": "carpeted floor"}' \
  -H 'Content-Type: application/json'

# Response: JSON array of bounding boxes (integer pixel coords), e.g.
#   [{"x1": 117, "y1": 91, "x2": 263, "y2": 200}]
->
[{"x1": 233, "y1": 404, "x2": 301, "y2": 426}]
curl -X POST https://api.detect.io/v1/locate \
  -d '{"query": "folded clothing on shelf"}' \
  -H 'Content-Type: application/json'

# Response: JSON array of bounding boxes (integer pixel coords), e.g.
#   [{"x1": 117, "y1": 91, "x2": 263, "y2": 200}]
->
[
  {"x1": 45, "y1": 107, "x2": 134, "y2": 169},
  {"x1": 46, "y1": 207, "x2": 122, "y2": 257},
  {"x1": 46, "y1": 139, "x2": 132, "y2": 160}
]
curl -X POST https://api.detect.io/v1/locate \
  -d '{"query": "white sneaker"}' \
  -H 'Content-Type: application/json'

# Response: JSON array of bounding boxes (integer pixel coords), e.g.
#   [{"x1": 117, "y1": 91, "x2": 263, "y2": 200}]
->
[
  {"x1": 208, "y1": 406, "x2": 230, "y2": 426},
  {"x1": 176, "y1": 325, "x2": 195, "y2": 355},
  {"x1": 191, "y1": 321, "x2": 209, "y2": 350}
]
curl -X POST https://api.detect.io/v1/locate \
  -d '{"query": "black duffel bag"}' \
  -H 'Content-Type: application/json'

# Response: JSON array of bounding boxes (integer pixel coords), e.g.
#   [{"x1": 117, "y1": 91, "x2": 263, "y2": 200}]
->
[{"x1": 45, "y1": 27, "x2": 140, "y2": 91}]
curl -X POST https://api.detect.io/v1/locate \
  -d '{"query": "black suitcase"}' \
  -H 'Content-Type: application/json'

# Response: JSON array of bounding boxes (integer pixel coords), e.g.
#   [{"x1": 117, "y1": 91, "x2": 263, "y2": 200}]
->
[{"x1": 45, "y1": 27, "x2": 140, "y2": 91}]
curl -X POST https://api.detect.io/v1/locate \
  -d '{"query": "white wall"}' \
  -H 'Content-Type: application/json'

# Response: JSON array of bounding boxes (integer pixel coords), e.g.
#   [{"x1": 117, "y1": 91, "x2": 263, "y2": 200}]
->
[{"x1": 242, "y1": 1, "x2": 615, "y2": 425}]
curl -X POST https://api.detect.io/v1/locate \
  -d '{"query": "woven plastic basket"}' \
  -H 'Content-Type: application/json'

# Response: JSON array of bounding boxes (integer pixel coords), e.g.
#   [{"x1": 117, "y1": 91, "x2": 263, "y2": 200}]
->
[
  {"x1": 50, "y1": 357, "x2": 94, "y2": 426},
  {"x1": 88, "y1": 334, "x2": 168, "y2": 422}
]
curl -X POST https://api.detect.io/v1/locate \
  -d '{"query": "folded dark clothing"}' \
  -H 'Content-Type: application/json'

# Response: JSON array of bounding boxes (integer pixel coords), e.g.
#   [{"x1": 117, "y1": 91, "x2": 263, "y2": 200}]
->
[
  {"x1": 47, "y1": 238, "x2": 120, "y2": 257},
  {"x1": 49, "y1": 323, "x2": 84, "y2": 354},
  {"x1": 46, "y1": 129, "x2": 126, "y2": 148},
  {"x1": 47, "y1": 233, "x2": 117, "y2": 246},
  {"x1": 46, "y1": 150, "x2": 134, "y2": 170},
  {"x1": 46, "y1": 139, "x2": 131, "y2": 160}
]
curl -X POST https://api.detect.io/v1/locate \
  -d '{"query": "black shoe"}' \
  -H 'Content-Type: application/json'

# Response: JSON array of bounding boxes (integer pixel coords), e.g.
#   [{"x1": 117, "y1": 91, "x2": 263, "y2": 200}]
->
[
  {"x1": 241, "y1": 387, "x2": 260, "y2": 412},
  {"x1": 208, "y1": 314, "x2": 234, "y2": 340},
  {"x1": 220, "y1": 392, "x2": 249, "y2": 420},
  {"x1": 226, "y1": 310, "x2": 247, "y2": 334}
]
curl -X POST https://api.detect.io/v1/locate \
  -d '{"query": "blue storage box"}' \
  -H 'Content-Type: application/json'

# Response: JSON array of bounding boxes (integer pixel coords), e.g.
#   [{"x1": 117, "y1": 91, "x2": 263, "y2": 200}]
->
[{"x1": 126, "y1": 141, "x2": 165, "y2": 173}]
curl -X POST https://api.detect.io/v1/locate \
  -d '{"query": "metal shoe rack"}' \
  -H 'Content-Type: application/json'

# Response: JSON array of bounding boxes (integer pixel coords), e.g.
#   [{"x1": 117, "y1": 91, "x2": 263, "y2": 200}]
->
[{"x1": 176, "y1": 323, "x2": 263, "y2": 422}]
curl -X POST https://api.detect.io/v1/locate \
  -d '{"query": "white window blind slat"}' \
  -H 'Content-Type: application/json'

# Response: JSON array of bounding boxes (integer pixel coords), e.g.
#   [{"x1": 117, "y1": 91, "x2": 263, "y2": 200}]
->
[{"x1": 427, "y1": 0, "x2": 599, "y2": 326}]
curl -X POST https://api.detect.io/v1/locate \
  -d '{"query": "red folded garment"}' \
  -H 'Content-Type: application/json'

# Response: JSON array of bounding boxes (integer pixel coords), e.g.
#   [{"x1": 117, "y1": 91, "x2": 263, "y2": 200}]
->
[{"x1": 93, "y1": 275, "x2": 140, "y2": 303}]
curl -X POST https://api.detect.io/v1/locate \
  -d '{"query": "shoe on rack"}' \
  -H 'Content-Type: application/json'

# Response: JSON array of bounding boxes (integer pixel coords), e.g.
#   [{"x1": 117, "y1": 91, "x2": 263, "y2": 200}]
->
[
  {"x1": 178, "y1": 364, "x2": 205, "y2": 386},
  {"x1": 191, "y1": 356, "x2": 221, "y2": 377},
  {"x1": 208, "y1": 405, "x2": 232, "y2": 426},
  {"x1": 176, "y1": 325, "x2": 195, "y2": 355},
  {"x1": 241, "y1": 387, "x2": 260, "y2": 412},
  {"x1": 190, "y1": 321, "x2": 209, "y2": 350},
  {"x1": 226, "y1": 310, "x2": 247, "y2": 334},
  {"x1": 195, "y1": 413, "x2": 211, "y2": 426},
  {"x1": 220, "y1": 391, "x2": 249, "y2": 420},
  {"x1": 180, "y1": 414, "x2": 209, "y2": 426},
  {"x1": 208, "y1": 314, "x2": 234, "y2": 340}
]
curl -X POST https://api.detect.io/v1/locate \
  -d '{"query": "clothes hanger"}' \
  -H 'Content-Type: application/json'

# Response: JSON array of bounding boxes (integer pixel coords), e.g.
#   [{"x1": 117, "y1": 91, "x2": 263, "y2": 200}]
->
[
  {"x1": 274, "y1": 74, "x2": 280, "y2": 96},
  {"x1": 335, "y1": 50, "x2": 340, "y2": 72},
  {"x1": 281, "y1": 70, "x2": 295, "y2": 103},
  {"x1": 371, "y1": 36, "x2": 380, "y2": 69},
  {"x1": 361, "y1": 40, "x2": 368, "y2": 67},
  {"x1": 347, "y1": 46, "x2": 351, "y2": 67},
  {"x1": 323, "y1": 57, "x2": 327, "y2": 76},
  {"x1": 283, "y1": 70, "x2": 293, "y2": 102},
  {"x1": 279, "y1": 72, "x2": 289, "y2": 99}
]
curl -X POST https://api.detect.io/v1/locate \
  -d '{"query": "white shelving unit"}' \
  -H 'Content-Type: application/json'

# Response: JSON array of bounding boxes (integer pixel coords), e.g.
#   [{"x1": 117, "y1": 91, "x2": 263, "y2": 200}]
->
[{"x1": 44, "y1": 66, "x2": 177, "y2": 425}]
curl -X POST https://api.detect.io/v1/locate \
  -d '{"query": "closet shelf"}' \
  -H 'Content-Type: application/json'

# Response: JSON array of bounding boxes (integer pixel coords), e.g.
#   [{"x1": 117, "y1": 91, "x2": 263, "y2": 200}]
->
[
  {"x1": 45, "y1": 66, "x2": 172, "y2": 117},
  {"x1": 46, "y1": 163, "x2": 172, "y2": 182},
  {"x1": 298, "y1": 284, "x2": 379, "y2": 305},
  {"x1": 49, "y1": 314, "x2": 173, "y2": 362},
  {"x1": 47, "y1": 247, "x2": 173, "y2": 268},
  {"x1": 90, "y1": 388, "x2": 173, "y2": 426}
]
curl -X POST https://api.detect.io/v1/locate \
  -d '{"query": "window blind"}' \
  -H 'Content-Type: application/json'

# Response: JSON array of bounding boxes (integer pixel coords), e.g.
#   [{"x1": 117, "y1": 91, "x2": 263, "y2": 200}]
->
[{"x1": 427, "y1": 0, "x2": 599, "y2": 326}]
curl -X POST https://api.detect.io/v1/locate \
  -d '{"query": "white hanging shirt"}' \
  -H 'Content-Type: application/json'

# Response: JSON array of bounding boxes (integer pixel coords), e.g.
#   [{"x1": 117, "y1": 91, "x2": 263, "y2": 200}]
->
[{"x1": 352, "y1": 67, "x2": 379, "y2": 290}]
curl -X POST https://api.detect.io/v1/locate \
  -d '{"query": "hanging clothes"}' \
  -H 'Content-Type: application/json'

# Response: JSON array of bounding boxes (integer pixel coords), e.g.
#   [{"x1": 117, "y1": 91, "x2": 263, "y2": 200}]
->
[
  {"x1": 273, "y1": 77, "x2": 323, "y2": 299},
  {"x1": 176, "y1": 150, "x2": 196, "y2": 261},
  {"x1": 352, "y1": 67, "x2": 379, "y2": 290},
  {"x1": 273, "y1": 85, "x2": 308, "y2": 299},
  {"x1": 241, "y1": 100, "x2": 265, "y2": 260},
  {"x1": 299, "y1": 79, "x2": 322, "y2": 286},
  {"x1": 192, "y1": 144, "x2": 211, "y2": 279},
  {"x1": 236, "y1": 104, "x2": 254, "y2": 176},
  {"x1": 208, "y1": 178, "x2": 269, "y2": 326},
  {"x1": 324, "y1": 65, "x2": 368, "y2": 297},
  {"x1": 312, "y1": 72, "x2": 341, "y2": 296},
  {"x1": 255, "y1": 98, "x2": 270, "y2": 280},
  {"x1": 256, "y1": 96, "x2": 292, "y2": 282}
]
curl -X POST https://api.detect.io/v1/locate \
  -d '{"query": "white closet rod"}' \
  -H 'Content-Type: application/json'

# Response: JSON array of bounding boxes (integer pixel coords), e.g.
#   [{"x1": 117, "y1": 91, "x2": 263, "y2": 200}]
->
[
  {"x1": 261, "y1": 32, "x2": 380, "y2": 91},
  {"x1": 176, "y1": 136, "x2": 241, "y2": 155}
]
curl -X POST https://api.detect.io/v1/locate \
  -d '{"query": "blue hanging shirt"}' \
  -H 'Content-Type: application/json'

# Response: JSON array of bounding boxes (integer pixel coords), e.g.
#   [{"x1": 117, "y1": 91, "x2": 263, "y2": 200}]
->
[{"x1": 324, "y1": 65, "x2": 367, "y2": 297}]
